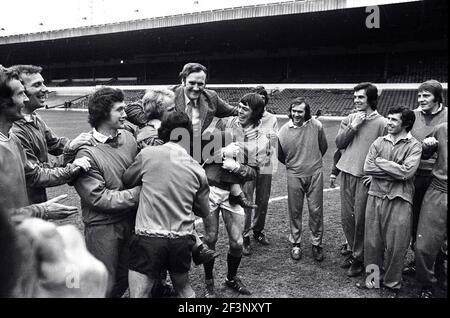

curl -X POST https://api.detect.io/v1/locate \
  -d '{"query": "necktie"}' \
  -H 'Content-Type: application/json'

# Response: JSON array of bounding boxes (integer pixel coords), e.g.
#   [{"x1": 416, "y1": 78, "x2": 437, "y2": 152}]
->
[{"x1": 189, "y1": 100, "x2": 201, "y2": 135}]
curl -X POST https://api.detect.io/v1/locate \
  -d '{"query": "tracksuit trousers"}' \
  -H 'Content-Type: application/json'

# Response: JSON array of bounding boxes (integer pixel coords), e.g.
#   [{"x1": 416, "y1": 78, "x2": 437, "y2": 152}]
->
[
  {"x1": 415, "y1": 186, "x2": 448, "y2": 288},
  {"x1": 242, "y1": 171, "x2": 273, "y2": 238},
  {"x1": 287, "y1": 171, "x2": 323, "y2": 246},
  {"x1": 340, "y1": 172, "x2": 369, "y2": 262},
  {"x1": 364, "y1": 195, "x2": 411, "y2": 289}
]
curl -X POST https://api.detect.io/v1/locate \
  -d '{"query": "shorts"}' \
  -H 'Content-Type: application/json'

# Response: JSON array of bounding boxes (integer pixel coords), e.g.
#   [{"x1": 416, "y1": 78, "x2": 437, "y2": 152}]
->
[
  {"x1": 128, "y1": 234, "x2": 195, "y2": 277},
  {"x1": 209, "y1": 185, "x2": 244, "y2": 216}
]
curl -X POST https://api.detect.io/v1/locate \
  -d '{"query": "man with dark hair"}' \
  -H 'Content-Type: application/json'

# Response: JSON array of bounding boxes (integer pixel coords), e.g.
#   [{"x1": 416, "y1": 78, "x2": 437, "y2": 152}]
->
[
  {"x1": 403, "y1": 79, "x2": 448, "y2": 275},
  {"x1": 125, "y1": 62, "x2": 238, "y2": 161},
  {"x1": 0, "y1": 66, "x2": 82, "y2": 222},
  {"x1": 73, "y1": 87, "x2": 141, "y2": 298},
  {"x1": 362, "y1": 106, "x2": 421, "y2": 294},
  {"x1": 123, "y1": 111, "x2": 210, "y2": 298},
  {"x1": 414, "y1": 122, "x2": 447, "y2": 298},
  {"x1": 241, "y1": 86, "x2": 279, "y2": 255},
  {"x1": 335, "y1": 82, "x2": 387, "y2": 277},
  {"x1": 201, "y1": 93, "x2": 268, "y2": 297},
  {"x1": 278, "y1": 98, "x2": 328, "y2": 261},
  {"x1": 10, "y1": 64, "x2": 97, "y2": 204}
]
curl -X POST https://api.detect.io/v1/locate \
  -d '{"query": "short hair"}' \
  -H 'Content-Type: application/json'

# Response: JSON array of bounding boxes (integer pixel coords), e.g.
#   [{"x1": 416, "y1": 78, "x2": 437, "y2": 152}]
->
[
  {"x1": 387, "y1": 106, "x2": 416, "y2": 132},
  {"x1": 0, "y1": 67, "x2": 20, "y2": 113},
  {"x1": 9, "y1": 64, "x2": 43, "y2": 77},
  {"x1": 142, "y1": 88, "x2": 175, "y2": 121},
  {"x1": 418, "y1": 79, "x2": 443, "y2": 104},
  {"x1": 179, "y1": 63, "x2": 208, "y2": 82},
  {"x1": 253, "y1": 86, "x2": 269, "y2": 105},
  {"x1": 239, "y1": 93, "x2": 266, "y2": 128},
  {"x1": 88, "y1": 87, "x2": 124, "y2": 129},
  {"x1": 353, "y1": 82, "x2": 378, "y2": 110},
  {"x1": 288, "y1": 97, "x2": 312, "y2": 121},
  {"x1": 158, "y1": 111, "x2": 193, "y2": 143}
]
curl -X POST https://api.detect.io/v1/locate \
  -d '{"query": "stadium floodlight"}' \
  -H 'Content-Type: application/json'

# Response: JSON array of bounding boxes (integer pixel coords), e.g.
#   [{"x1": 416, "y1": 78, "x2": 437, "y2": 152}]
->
[{"x1": 120, "y1": 60, "x2": 124, "y2": 64}]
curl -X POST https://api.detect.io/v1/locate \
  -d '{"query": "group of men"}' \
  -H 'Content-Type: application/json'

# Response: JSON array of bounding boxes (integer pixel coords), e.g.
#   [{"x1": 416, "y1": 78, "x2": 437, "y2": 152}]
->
[{"x1": 0, "y1": 61, "x2": 447, "y2": 299}]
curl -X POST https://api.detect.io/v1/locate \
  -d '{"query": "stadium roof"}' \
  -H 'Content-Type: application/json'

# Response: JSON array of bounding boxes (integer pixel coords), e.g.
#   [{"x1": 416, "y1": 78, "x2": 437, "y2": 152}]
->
[{"x1": 0, "y1": 0, "x2": 420, "y2": 45}]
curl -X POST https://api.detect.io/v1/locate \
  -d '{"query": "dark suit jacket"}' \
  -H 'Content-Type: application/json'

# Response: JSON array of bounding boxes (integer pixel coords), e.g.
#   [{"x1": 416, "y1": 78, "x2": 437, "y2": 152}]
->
[{"x1": 171, "y1": 85, "x2": 238, "y2": 133}]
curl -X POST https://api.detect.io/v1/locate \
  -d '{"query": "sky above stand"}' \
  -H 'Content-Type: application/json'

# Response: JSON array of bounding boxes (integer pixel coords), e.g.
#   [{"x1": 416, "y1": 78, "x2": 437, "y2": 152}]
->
[{"x1": 0, "y1": 0, "x2": 418, "y2": 36}]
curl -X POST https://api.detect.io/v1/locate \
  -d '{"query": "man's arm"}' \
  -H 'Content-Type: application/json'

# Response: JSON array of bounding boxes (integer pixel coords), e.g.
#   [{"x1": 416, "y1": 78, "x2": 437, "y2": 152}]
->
[
  {"x1": 125, "y1": 101, "x2": 148, "y2": 127},
  {"x1": 374, "y1": 142, "x2": 422, "y2": 180},
  {"x1": 318, "y1": 125, "x2": 328, "y2": 156},
  {"x1": 335, "y1": 115, "x2": 358, "y2": 149},
  {"x1": 277, "y1": 139, "x2": 286, "y2": 165},
  {"x1": 73, "y1": 150, "x2": 140, "y2": 213},
  {"x1": 214, "y1": 95, "x2": 239, "y2": 118},
  {"x1": 39, "y1": 118, "x2": 71, "y2": 156},
  {"x1": 192, "y1": 173, "x2": 210, "y2": 218},
  {"x1": 122, "y1": 152, "x2": 144, "y2": 188},
  {"x1": 363, "y1": 139, "x2": 396, "y2": 181}
]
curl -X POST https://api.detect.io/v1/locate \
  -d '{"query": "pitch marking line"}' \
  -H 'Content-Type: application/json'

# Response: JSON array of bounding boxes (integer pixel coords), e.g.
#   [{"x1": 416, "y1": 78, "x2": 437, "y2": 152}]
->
[
  {"x1": 268, "y1": 187, "x2": 340, "y2": 203},
  {"x1": 194, "y1": 187, "x2": 340, "y2": 226}
]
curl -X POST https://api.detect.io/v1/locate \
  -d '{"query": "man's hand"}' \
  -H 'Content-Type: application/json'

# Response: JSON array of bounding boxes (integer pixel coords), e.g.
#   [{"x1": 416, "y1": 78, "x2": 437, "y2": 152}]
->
[
  {"x1": 72, "y1": 156, "x2": 91, "y2": 172},
  {"x1": 222, "y1": 158, "x2": 240, "y2": 172},
  {"x1": 69, "y1": 133, "x2": 97, "y2": 151},
  {"x1": 14, "y1": 218, "x2": 108, "y2": 298},
  {"x1": 350, "y1": 112, "x2": 366, "y2": 130},
  {"x1": 422, "y1": 136, "x2": 438, "y2": 148},
  {"x1": 221, "y1": 143, "x2": 240, "y2": 159},
  {"x1": 41, "y1": 195, "x2": 78, "y2": 220},
  {"x1": 362, "y1": 175, "x2": 372, "y2": 187}
]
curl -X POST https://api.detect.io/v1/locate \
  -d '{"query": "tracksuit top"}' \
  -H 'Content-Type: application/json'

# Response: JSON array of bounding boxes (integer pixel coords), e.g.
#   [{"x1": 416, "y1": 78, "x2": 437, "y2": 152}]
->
[
  {"x1": 278, "y1": 118, "x2": 328, "y2": 178},
  {"x1": 364, "y1": 133, "x2": 422, "y2": 204},
  {"x1": 123, "y1": 142, "x2": 210, "y2": 237},
  {"x1": 73, "y1": 129, "x2": 140, "y2": 226},
  {"x1": 422, "y1": 122, "x2": 448, "y2": 193},
  {"x1": 336, "y1": 111, "x2": 387, "y2": 177},
  {"x1": 411, "y1": 106, "x2": 448, "y2": 175}
]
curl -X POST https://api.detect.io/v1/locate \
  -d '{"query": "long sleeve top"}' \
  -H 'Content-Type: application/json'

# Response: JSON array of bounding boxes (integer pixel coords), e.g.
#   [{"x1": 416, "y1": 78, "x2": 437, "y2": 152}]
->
[
  {"x1": 0, "y1": 133, "x2": 59, "y2": 222},
  {"x1": 11, "y1": 112, "x2": 81, "y2": 203},
  {"x1": 123, "y1": 142, "x2": 209, "y2": 237},
  {"x1": 363, "y1": 133, "x2": 422, "y2": 204},
  {"x1": 73, "y1": 129, "x2": 141, "y2": 226},
  {"x1": 411, "y1": 106, "x2": 448, "y2": 174},
  {"x1": 421, "y1": 122, "x2": 447, "y2": 193},
  {"x1": 278, "y1": 118, "x2": 328, "y2": 178},
  {"x1": 336, "y1": 111, "x2": 387, "y2": 177}
]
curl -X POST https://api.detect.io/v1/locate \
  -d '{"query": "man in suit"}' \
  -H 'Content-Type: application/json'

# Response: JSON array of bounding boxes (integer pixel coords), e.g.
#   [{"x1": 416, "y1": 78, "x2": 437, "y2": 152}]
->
[{"x1": 125, "y1": 62, "x2": 238, "y2": 163}]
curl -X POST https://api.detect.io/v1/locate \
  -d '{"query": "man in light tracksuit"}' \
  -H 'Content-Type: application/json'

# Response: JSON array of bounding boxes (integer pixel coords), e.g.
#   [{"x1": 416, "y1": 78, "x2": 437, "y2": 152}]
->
[
  {"x1": 335, "y1": 82, "x2": 386, "y2": 277},
  {"x1": 363, "y1": 106, "x2": 421, "y2": 293}
]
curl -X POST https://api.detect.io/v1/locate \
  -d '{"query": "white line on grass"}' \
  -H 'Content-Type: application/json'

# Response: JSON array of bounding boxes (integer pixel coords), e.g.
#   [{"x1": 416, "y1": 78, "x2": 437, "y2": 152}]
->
[{"x1": 194, "y1": 187, "x2": 340, "y2": 226}]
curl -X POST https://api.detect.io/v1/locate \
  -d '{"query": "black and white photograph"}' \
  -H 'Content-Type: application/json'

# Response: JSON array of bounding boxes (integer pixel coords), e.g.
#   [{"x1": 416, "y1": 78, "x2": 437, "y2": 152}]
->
[{"x1": 0, "y1": 0, "x2": 447, "y2": 303}]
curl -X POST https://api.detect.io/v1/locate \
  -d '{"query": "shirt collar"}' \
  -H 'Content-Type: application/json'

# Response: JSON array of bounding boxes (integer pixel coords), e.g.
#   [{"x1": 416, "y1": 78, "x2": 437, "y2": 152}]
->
[
  {"x1": 418, "y1": 104, "x2": 443, "y2": 115},
  {"x1": 23, "y1": 112, "x2": 37, "y2": 124},
  {"x1": 184, "y1": 92, "x2": 198, "y2": 108},
  {"x1": 92, "y1": 128, "x2": 120, "y2": 144},
  {"x1": 0, "y1": 130, "x2": 10, "y2": 141},
  {"x1": 288, "y1": 118, "x2": 311, "y2": 128},
  {"x1": 365, "y1": 110, "x2": 379, "y2": 120},
  {"x1": 383, "y1": 132, "x2": 412, "y2": 145}
]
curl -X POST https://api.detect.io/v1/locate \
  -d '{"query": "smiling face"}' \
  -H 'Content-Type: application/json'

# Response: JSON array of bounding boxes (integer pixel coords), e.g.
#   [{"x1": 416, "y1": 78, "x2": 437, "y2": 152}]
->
[
  {"x1": 182, "y1": 71, "x2": 206, "y2": 102},
  {"x1": 353, "y1": 89, "x2": 369, "y2": 111},
  {"x1": 6, "y1": 79, "x2": 28, "y2": 122},
  {"x1": 290, "y1": 103, "x2": 306, "y2": 126},
  {"x1": 238, "y1": 102, "x2": 253, "y2": 127},
  {"x1": 21, "y1": 72, "x2": 48, "y2": 111},
  {"x1": 104, "y1": 101, "x2": 127, "y2": 130},
  {"x1": 418, "y1": 90, "x2": 439, "y2": 114},
  {"x1": 386, "y1": 112, "x2": 404, "y2": 135}
]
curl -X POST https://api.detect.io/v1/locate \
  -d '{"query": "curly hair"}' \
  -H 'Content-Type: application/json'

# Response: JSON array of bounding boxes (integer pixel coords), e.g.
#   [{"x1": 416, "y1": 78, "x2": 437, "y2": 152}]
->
[
  {"x1": 9, "y1": 64, "x2": 43, "y2": 76},
  {"x1": 87, "y1": 87, "x2": 124, "y2": 129},
  {"x1": 142, "y1": 88, "x2": 175, "y2": 121},
  {"x1": 239, "y1": 93, "x2": 266, "y2": 128}
]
